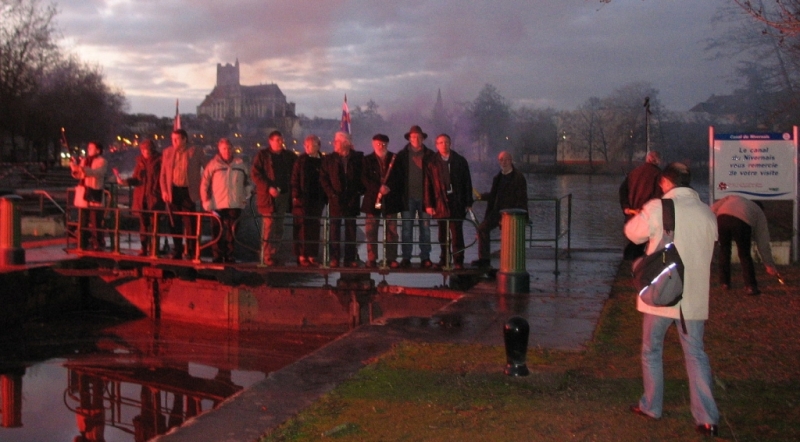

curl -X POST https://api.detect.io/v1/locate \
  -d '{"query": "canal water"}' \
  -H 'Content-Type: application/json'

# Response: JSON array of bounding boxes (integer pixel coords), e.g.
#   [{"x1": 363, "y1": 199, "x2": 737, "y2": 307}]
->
[{"x1": 0, "y1": 172, "x2": 710, "y2": 441}]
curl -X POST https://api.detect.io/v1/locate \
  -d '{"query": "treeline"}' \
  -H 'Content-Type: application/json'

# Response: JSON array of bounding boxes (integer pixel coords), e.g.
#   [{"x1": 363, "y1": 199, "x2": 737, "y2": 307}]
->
[{"x1": 0, "y1": 0, "x2": 126, "y2": 164}]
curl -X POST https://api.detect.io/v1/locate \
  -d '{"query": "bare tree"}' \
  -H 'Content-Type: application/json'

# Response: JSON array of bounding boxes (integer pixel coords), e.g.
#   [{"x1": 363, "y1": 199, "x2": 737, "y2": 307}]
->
[
  {"x1": 0, "y1": 0, "x2": 127, "y2": 163},
  {"x1": 0, "y1": 0, "x2": 59, "y2": 161},
  {"x1": 733, "y1": 0, "x2": 800, "y2": 36}
]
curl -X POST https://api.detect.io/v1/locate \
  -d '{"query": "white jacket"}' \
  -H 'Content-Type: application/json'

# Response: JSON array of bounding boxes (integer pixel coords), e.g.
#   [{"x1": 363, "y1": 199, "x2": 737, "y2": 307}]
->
[
  {"x1": 625, "y1": 187, "x2": 717, "y2": 320},
  {"x1": 200, "y1": 155, "x2": 251, "y2": 211}
]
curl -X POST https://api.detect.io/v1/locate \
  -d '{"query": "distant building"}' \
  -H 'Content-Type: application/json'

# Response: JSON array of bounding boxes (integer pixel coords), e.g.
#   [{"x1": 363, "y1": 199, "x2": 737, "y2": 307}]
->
[
  {"x1": 688, "y1": 94, "x2": 739, "y2": 125},
  {"x1": 196, "y1": 60, "x2": 300, "y2": 138}
]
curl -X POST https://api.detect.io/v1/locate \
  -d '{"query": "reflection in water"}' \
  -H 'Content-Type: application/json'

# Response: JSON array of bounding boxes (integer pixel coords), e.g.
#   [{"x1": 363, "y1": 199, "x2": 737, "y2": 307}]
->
[{"x1": 0, "y1": 315, "x2": 343, "y2": 442}]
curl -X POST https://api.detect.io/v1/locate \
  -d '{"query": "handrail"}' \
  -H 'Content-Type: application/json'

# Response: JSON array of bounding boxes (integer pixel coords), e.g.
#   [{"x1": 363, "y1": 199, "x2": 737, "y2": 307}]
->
[
  {"x1": 13, "y1": 189, "x2": 66, "y2": 215},
  {"x1": 66, "y1": 205, "x2": 223, "y2": 263},
  {"x1": 63, "y1": 194, "x2": 569, "y2": 273},
  {"x1": 524, "y1": 194, "x2": 572, "y2": 275},
  {"x1": 232, "y1": 213, "x2": 479, "y2": 269}
]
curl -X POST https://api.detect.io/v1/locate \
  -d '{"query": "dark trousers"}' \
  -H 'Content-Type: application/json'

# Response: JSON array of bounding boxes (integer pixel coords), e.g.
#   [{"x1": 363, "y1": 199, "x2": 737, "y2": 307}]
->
[
  {"x1": 169, "y1": 186, "x2": 196, "y2": 257},
  {"x1": 80, "y1": 206, "x2": 105, "y2": 250},
  {"x1": 211, "y1": 208, "x2": 242, "y2": 261},
  {"x1": 438, "y1": 216, "x2": 465, "y2": 265},
  {"x1": 477, "y1": 212, "x2": 500, "y2": 260},
  {"x1": 329, "y1": 215, "x2": 358, "y2": 263},
  {"x1": 365, "y1": 213, "x2": 398, "y2": 263},
  {"x1": 137, "y1": 202, "x2": 161, "y2": 254},
  {"x1": 718, "y1": 214, "x2": 757, "y2": 289},
  {"x1": 293, "y1": 200, "x2": 325, "y2": 259}
]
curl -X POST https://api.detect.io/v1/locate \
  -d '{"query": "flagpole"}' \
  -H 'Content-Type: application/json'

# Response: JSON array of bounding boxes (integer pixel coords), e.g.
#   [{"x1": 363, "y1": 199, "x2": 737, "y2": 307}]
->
[
  {"x1": 340, "y1": 94, "x2": 351, "y2": 134},
  {"x1": 174, "y1": 99, "x2": 182, "y2": 131}
]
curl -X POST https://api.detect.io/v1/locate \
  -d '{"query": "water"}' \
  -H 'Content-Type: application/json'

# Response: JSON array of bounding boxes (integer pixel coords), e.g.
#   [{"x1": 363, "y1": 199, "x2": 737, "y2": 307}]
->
[{"x1": 0, "y1": 315, "x2": 343, "y2": 442}]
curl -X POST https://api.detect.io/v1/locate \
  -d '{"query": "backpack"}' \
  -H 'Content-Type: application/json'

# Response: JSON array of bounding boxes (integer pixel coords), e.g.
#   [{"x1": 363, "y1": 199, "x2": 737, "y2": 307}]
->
[{"x1": 631, "y1": 199, "x2": 687, "y2": 331}]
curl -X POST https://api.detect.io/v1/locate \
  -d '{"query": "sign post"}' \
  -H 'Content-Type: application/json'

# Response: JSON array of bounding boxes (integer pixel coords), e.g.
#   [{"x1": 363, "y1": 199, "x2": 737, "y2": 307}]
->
[{"x1": 709, "y1": 127, "x2": 798, "y2": 262}]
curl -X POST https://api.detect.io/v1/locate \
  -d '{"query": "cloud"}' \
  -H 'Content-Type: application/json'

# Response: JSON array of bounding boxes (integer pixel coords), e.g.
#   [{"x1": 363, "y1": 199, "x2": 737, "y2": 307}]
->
[{"x1": 56, "y1": 0, "x2": 741, "y2": 117}]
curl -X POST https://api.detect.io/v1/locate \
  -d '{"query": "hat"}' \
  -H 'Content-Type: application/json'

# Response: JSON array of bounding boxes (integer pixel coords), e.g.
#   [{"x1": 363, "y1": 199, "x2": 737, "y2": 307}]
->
[
  {"x1": 404, "y1": 125, "x2": 427, "y2": 140},
  {"x1": 372, "y1": 134, "x2": 389, "y2": 143}
]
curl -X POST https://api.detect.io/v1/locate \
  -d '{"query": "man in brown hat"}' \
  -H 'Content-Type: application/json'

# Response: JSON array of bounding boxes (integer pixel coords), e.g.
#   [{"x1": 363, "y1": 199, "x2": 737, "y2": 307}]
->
[{"x1": 394, "y1": 125, "x2": 436, "y2": 268}]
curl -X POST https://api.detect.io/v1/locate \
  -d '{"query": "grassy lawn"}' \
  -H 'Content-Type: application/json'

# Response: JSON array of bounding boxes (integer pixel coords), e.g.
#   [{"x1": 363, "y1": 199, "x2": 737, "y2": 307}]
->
[{"x1": 262, "y1": 261, "x2": 800, "y2": 441}]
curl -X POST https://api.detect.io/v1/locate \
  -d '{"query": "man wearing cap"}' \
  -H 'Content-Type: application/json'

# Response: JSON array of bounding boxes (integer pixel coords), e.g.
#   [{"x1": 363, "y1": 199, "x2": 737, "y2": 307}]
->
[
  {"x1": 395, "y1": 125, "x2": 436, "y2": 268},
  {"x1": 361, "y1": 134, "x2": 402, "y2": 268}
]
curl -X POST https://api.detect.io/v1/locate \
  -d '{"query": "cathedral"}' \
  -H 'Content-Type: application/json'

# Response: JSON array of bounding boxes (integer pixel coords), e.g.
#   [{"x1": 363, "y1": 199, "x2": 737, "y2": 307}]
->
[{"x1": 196, "y1": 60, "x2": 299, "y2": 135}]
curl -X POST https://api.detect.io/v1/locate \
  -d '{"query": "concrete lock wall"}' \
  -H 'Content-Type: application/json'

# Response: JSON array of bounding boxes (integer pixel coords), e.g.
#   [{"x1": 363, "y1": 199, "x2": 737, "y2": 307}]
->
[{"x1": 91, "y1": 275, "x2": 358, "y2": 329}]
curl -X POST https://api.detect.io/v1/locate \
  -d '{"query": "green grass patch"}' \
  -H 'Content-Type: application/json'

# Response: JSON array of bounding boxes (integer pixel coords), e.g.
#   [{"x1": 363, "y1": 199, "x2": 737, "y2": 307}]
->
[{"x1": 263, "y1": 261, "x2": 800, "y2": 441}]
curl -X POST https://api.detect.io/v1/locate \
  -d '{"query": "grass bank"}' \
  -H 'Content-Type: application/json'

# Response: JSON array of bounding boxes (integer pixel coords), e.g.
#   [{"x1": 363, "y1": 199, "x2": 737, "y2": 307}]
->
[{"x1": 263, "y1": 261, "x2": 800, "y2": 441}]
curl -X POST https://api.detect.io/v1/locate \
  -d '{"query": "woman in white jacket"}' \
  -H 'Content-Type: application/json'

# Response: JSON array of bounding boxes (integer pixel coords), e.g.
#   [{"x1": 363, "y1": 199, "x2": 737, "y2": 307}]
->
[
  {"x1": 200, "y1": 138, "x2": 250, "y2": 263},
  {"x1": 70, "y1": 141, "x2": 108, "y2": 250}
]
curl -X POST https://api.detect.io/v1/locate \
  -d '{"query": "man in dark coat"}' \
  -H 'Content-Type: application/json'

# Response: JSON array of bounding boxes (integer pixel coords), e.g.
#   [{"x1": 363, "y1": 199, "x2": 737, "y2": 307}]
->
[
  {"x1": 291, "y1": 135, "x2": 327, "y2": 266},
  {"x1": 472, "y1": 151, "x2": 528, "y2": 267},
  {"x1": 115, "y1": 139, "x2": 162, "y2": 256},
  {"x1": 394, "y1": 125, "x2": 437, "y2": 268},
  {"x1": 424, "y1": 134, "x2": 473, "y2": 269},
  {"x1": 251, "y1": 130, "x2": 297, "y2": 265},
  {"x1": 361, "y1": 134, "x2": 403, "y2": 268},
  {"x1": 320, "y1": 131, "x2": 365, "y2": 267},
  {"x1": 619, "y1": 150, "x2": 662, "y2": 260}
]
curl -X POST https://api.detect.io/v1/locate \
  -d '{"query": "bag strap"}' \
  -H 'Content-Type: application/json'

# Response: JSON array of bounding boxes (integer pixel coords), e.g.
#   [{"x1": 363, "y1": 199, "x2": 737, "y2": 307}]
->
[
  {"x1": 661, "y1": 198, "x2": 675, "y2": 235},
  {"x1": 662, "y1": 198, "x2": 687, "y2": 334}
]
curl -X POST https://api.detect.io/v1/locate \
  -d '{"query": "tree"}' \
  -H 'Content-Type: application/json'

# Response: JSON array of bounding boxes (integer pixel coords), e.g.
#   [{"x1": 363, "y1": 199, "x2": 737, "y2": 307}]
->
[
  {"x1": 468, "y1": 84, "x2": 512, "y2": 162},
  {"x1": 512, "y1": 107, "x2": 559, "y2": 165},
  {"x1": 0, "y1": 0, "x2": 59, "y2": 160},
  {"x1": 0, "y1": 0, "x2": 127, "y2": 163},
  {"x1": 707, "y1": 2, "x2": 800, "y2": 129},
  {"x1": 733, "y1": 0, "x2": 800, "y2": 36}
]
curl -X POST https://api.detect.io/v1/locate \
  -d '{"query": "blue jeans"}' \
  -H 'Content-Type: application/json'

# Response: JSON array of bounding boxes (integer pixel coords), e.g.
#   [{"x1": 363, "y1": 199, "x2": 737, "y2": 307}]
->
[
  {"x1": 401, "y1": 198, "x2": 431, "y2": 261},
  {"x1": 639, "y1": 313, "x2": 719, "y2": 425}
]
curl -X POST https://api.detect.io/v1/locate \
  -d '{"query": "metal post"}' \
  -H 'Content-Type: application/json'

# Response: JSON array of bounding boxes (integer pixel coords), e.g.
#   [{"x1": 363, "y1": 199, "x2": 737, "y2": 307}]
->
[
  {"x1": 503, "y1": 316, "x2": 530, "y2": 376},
  {"x1": 0, "y1": 195, "x2": 25, "y2": 266},
  {"x1": 497, "y1": 209, "x2": 529, "y2": 294}
]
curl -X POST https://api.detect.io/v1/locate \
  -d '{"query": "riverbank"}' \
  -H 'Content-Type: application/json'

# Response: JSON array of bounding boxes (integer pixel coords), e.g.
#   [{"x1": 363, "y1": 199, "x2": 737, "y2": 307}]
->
[{"x1": 255, "y1": 258, "x2": 798, "y2": 441}]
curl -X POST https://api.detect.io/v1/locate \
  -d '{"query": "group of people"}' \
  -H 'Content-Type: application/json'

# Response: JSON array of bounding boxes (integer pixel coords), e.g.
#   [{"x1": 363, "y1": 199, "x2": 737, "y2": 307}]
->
[
  {"x1": 76, "y1": 125, "x2": 528, "y2": 268},
  {"x1": 619, "y1": 151, "x2": 781, "y2": 437},
  {"x1": 251, "y1": 125, "x2": 528, "y2": 269}
]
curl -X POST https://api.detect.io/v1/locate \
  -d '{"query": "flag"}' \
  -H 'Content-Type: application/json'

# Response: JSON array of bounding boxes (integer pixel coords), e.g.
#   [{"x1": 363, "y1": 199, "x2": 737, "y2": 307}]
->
[
  {"x1": 173, "y1": 99, "x2": 182, "y2": 130},
  {"x1": 60, "y1": 127, "x2": 68, "y2": 148},
  {"x1": 340, "y1": 94, "x2": 351, "y2": 134}
]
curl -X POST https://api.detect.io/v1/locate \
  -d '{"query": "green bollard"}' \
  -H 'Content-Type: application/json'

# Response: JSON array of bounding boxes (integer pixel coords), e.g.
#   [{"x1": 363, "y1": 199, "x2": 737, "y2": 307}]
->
[
  {"x1": 497, "y1": 208, "x2": 529, "y2": 294},
  {"x1": 0, "y1": 195, "x2": 25, "y2": 266}
]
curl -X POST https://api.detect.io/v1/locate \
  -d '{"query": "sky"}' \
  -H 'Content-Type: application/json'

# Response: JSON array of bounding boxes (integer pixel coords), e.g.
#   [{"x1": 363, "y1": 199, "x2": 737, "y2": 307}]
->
[{"x1": 55, "y1": 0, "x2": 745, "y2": 119}]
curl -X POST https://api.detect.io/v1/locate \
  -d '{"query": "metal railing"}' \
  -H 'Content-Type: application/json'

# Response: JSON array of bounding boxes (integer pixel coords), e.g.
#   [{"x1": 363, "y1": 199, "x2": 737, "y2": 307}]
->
[
  {"x1": 63, "y1": 190, "x2": 571, "y2": 272},
  {"x1": 524, "y1": 194, "x2": 572, "y2": 274}
]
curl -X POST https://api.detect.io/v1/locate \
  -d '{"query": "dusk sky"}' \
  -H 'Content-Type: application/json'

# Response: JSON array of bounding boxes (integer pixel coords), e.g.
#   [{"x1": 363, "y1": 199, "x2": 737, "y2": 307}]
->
[{"x1": 55, "y1": 0, "x2": 746, "y2": 118}]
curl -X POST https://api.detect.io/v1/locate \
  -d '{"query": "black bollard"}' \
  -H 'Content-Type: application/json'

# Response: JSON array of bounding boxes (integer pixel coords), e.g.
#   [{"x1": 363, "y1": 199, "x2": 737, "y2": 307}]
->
[{"x1": 503, "y1": 316, "x2": 530, "y2": 376}]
